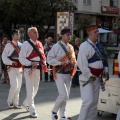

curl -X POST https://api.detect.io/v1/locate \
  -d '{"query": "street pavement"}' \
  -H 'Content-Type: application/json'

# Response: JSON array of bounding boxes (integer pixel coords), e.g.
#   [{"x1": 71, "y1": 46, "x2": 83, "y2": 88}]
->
[
  {"x1": 0, "y1": 58, "x2": 117, "y2": 120},
  {"x1": 0, "y1": 80, "x2": 116, "y2": 120}
]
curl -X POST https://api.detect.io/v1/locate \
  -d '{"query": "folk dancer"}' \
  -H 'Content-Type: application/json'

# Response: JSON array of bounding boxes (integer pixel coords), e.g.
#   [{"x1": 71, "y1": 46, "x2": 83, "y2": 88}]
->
[
  {"x1": 47, "y1": 28, "x2": 77, "y2": 120},
  {"x1": 19, "y1": 27, "x2": 46, "y2": 118},
  {"x1": 77, "y1": 25, "x2": 109, "y2": 120},
  {"x1": 2, "y1": 29, "x2": 23, "y2": 109}
]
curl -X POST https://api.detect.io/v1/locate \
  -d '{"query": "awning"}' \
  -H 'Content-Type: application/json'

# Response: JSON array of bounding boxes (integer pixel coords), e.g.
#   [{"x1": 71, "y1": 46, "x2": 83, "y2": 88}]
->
[{"x1": 98, "y1": 28, "x2": 112, "y2": 33}]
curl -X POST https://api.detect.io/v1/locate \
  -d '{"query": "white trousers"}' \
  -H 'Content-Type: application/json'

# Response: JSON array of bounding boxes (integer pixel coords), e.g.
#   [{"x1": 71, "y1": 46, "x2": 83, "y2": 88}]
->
[
  {"x1": 77, "y1": 78, "x2": 100, "y2": 120},
  {"x1": 52, "y1": 73, "x2": 71, "y2": 118},
  {"x1": 23, "y1": 68, "x2": 40, "y2": 114},
  {"x1": 7, "y1": 67, "x2": 22, "y2": 106}
]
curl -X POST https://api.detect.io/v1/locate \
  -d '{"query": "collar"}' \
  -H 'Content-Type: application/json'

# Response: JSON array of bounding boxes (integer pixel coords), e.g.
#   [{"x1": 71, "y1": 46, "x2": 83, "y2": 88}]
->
[
  {"x1": 12, "y1": 40, "x2": 18, "y2": 45},
  {"x1": 88, "y1": 39, "x2": 97, "y2": 46},
  {"x1": 30, "y1": 39, "x2": 37, "y2": 45},
  {"x1": 60, "y1": 41, "x2": 68, "y2": 47}
]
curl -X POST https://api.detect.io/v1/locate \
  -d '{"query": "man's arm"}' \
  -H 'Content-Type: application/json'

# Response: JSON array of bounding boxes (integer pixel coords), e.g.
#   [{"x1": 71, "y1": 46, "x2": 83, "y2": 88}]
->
[
  {"x1": 19, "y1": 42, "x2": 31, "y2": 66},
  {"x1": 47, "y1": 44, "x2": 61, "y2": 66},
  {"x1": 2, "y1": 43, "x2": 13, "y2": 65},
  {"x1": 77, "y1": 43, "x2": 93, "y2": 79}
]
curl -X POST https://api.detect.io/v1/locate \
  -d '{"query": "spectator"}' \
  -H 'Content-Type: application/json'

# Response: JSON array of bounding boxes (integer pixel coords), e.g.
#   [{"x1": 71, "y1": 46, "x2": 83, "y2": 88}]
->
[
  {"x1": 0, "y1": 35, "x2": 9, "y2": 84},
  {"x1": 44, "y1": 37, "x2": 54, "y2": 82},
  {"x1": 72, "y1": 38, "x2": 81, "y2": 87}
]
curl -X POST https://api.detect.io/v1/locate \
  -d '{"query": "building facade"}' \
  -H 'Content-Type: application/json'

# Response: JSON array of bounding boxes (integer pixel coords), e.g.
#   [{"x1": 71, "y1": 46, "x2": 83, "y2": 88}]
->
[
  {"x1": 76, "y1": 0, "x2": 120, "y2": 29},
  {"x1": 74, "y1": 0, "x2": 120, "y2": 44}
]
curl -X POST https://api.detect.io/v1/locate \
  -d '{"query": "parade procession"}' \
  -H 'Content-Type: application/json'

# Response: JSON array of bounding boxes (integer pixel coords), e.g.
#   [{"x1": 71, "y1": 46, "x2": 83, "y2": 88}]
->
[{"x1": 0, "y1": 0, "x2": 120, "y2": 120}]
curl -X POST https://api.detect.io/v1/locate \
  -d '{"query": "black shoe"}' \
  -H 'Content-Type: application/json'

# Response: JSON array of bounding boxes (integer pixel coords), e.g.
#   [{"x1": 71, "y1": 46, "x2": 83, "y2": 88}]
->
[{"x1": 52, "y1": 111, "x2": 58, "y2": 120}]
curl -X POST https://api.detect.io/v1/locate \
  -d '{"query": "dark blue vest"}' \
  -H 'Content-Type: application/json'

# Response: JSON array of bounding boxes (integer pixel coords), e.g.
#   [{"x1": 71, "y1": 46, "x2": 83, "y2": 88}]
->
[{"x1": 88, "y1": 42, "x2": 108, "y2": 67}]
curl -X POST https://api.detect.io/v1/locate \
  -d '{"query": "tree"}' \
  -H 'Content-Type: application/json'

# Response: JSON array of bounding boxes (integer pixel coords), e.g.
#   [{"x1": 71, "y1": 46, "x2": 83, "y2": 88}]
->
[
  {"x1": 74, "y1": 14, "x2": 95, "y2": 38},
  {"x1": 75, "y1": 14, "x2": 94, "y2": 31},
  {"x1": 0, "y1": 0, "x2": 76, "y2": 39}
]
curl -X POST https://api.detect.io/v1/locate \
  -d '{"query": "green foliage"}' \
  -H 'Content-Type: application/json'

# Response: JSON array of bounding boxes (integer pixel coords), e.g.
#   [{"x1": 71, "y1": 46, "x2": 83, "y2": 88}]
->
[
  {"x1": 70, "y1": 34, "x2": 77, "y2": 45},
  {"x1": 0, "y1": 0, "x2": 76, "y2": 38},
  {"x1": 75, "y1": 14, "x2": 94, "y2": 31}
]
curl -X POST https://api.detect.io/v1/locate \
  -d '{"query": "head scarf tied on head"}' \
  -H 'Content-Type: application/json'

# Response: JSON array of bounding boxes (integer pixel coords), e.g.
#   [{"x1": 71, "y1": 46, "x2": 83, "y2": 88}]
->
[{"x1": 87, "y1": 25, "x2": 98, "y2": 33}]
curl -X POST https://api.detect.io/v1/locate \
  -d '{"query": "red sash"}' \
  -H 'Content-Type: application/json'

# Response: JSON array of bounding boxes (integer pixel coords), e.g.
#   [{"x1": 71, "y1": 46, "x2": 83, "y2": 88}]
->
[
  {"x1": 26, "y1": 40, "x2": 47, "y2": 72},
  {"x1": 27, "y1": 50, "x2": 38, "y2": 60},
  {"x1": 9, "y1": 58, "x2": 22, "y2": 68},
  {"x1": 10, "y1": 42, "x2": 20, "y2": 54},
  {"x1": 89, "y1": 67, "x2": 103, "y2": 77},
  {"x1": 9, "y1": 42, "x2": 22, "y2": 68},
  {"x1": 27, "y1": 41, "x2": 45, "y2": 60}
]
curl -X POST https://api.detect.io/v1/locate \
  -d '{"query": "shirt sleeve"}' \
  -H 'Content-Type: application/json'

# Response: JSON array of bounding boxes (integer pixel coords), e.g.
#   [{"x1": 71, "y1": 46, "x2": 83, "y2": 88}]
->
[
  {"x1": 19, "y1": 42, "x2": 31, "y2": 66},
  {"x1": 47, "y1": 44, "x2": 61, "y2": 66},
  {"x1": 77, "y1": 44, "x2": 92, "y2": 78},
  {"x1": 38, "y1": 42, "x2": 46, "y2": 64},
  {"x1": 2, "y1": 43, "x2": 13, "y2": 65}
]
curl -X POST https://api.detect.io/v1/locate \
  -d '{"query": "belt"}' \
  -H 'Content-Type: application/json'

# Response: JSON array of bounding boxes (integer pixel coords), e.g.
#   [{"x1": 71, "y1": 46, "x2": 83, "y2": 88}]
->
[
  {"x1": 57, "y1": 70, "x2": 70, "y2": 74},
  {"x1": 24, "y1": 65, "x2": 40, "y2": 69}
]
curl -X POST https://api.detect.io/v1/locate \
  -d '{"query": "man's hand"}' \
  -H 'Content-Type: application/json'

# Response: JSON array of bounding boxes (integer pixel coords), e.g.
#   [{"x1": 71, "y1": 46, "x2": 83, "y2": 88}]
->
[
  {"x1": 103, "y1": 72, "x2": 109, "y2": 81},
  {"x1": 83, "y1": 75, "x2": 96, "y2": 87},
  {"x1": 89, "y1": 75, "x2": 96, "y2": 82}
]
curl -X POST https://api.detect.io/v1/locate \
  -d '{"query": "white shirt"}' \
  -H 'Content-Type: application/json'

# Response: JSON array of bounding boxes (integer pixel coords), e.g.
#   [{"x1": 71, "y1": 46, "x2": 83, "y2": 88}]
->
[
  {"x1": 19, "y1": 39, "x2": 40, "y2": 66},
  {"x1": 77, "y1": 39, "x2": 107, "y2": 81},
  {"x1": 47, "y1": 41, "x2": 75, "y2": 66},
  {"x1": 2, "y1": 40, "x2": 20, "y2": 65}
]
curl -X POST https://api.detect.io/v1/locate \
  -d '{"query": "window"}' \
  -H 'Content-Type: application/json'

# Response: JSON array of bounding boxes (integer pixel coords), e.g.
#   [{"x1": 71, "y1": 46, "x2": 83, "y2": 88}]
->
[
  {"x1": 110, "y1": 0, "x2": 118, "y2": 7},
  {"x1": 83, "y1": 0, "x2": 91, "y2": 4}
]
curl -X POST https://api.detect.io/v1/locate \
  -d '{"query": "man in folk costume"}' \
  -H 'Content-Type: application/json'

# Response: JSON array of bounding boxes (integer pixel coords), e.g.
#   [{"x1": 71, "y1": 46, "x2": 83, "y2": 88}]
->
[
  {"x1": 19, "y1": 27, "x2": 46, "y2": 118},
  {"x1": 2, "y1": 29, "x2": 23, "y2": 109},
  {"x1": 47, "y1": 28, "x2": 77, "y2": 120},
  {"x1": 77, "y1": 25, "x2": 109, "y2": 120}
]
